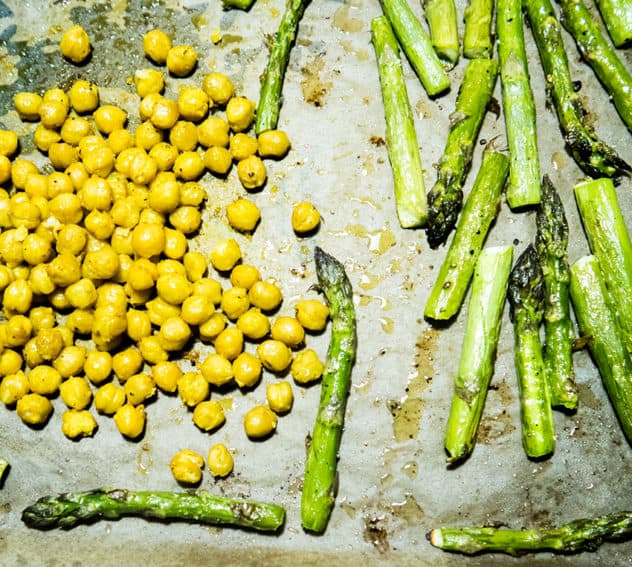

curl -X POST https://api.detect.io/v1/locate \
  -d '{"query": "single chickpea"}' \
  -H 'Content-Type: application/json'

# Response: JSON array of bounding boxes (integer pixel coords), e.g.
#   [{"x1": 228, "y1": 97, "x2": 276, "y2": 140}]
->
[
  {"x1": 61, "y1": 409, "x2": 97, "y2": 439},
  {"x1": 48, "y1": 142, "x2": 79, "y2": 170},
  {"x1": 166, "y1": 45, "x2": 198, "y2": 77},
  {"x1": 96, "y1": 282, "x2": 128, "y2": 310},
  {"x1": 126, "y1": 309, "x2": 152, "y2": 342},
  {"x1": 69, "y1": 79, "x2": 99, "y2": 113},
  {"x1": 158, "y1": 316, "x2": 191, "y2": 351},
  {"x1": 60, "y1": 116, "x2": 91, "y2": 146},
  {"x1": 210, "y1": 238, "x2": 241, "y2": 273},
  {"x1": 192, "y1": 400, "x2": 225, "y2": 432},
  {"x1": 59, "y1": 376, "x2": 92, "y2": 409},
  {"x1": 134, "y1": 68, "x2": 164, "y2": 98},
  {"x1": 3, "y1": 279, "x2": 33, "y2": 314},
  {"x1": 179, "y1": 182, "x2": 206, "y2": 207},
  {"x1": 0, "y1": 371, "x2": 29, "y2": 405},
  {"x1": 132, "y1": 222, "x2": 165, "y2": 258},
  {"x1": 39, "y1": 99, "x2": 68, "y2": 129},
  {"x1": 5, "y1": 315, "x2": 32, "y2": 348},
  {"x1": 27, "y1": 364, "x2": 62, "y2": 395},
  {"x1": 292, "y1": 201, "x2": 321, "y2": 234},
  {"x1": 182, "y1": 251, "x2": 207, "y2": 281},
  {"x1": 169, "y1": 120, "x2": 198, "y2": 152},
  {"x1": 149, "y1": 172, "x2": 180, "y2": 211},
  {"x1": 0, "y1": 155, "x2": 11, "y2": 184},
  {"x1": 94, "y1": 382, "x2": 126, "y2": 414},
  {"x1": 107, "y1": 128, "x2": 135, "y2": 155},
  {"x1": 229, "y1": 133, "x2": 259, "y2": 162},
  {"x1": 177, "y1": 371, "x2": 209, "y2": 406},
  {"x1": 214, "y1": 327, "x2": 244, "y2": 361},
  {"x1": 257, "y1": 130, "x2": 291, "y2": 159},
  {"x1": 244, "y1": 405, "x2": 277, "y2": 439},
  {"x1": 33, "y1": 125, "x2": 61, "y2": 153},
  {"x1": 164, "y1": 228, "x2": 188, "y2": 260},
  {"x1": 203, "y1": 146, "x2": 232, "y2": 176},
  {"x1": 11, "y1": 158, "x2": 39, "y2": 189},
  {"x1": 249, "y1": 280, "x2": 282, "y2": 312},
  {"x1": 237, "y1": 155, "x2": 267, "y2": 190},
  {"x1": 173, "y1": 151, "x2": 205, "y2": 181},
  {"x1": 177, "y1": 86, "x2": 209, "y2": 122},
  {"x1": 146, "y1": 296, "x2": 181, "y2": 326},
  {"x1": 198, "y1": 312, "x2": 227, "y2": 342},
  {"x1": 271, "y1": 316, "x2": 305, "y2": 348},
  {"x1": 156, "y1": 273, "x2": 192, "y2": 305},
  {"x1": 151, "y1": 360, "x2": 182, "y2": 393},
  {"x1": 143, "y1": 29, "x2": 172, "y2": 64},
  {"x1": 135, "y1": 120, "x2": 164, "y2": 151},
  {"x1": 138, "y1": 335, "x2": 169, "y2": 364},
  {"x1": 22, "y1": 233, "x2": 53, "y2": 266},
  {"x1": 65, "y1": 309, "x2": 95, "y2": 336},
  {"x1": 192, "y1": 278, "x2": 223, "y2": 304},
  {"x1": 207, "y1": 443, "x2": 233, "y2": 477},
  {"x1": 169, "y1": 205, "x2": 202, "y2": 234},
  {"x1": 230, "y1": 264, "x2": 261, "y2": 290},
  {"x1": 198, "y1": 116, "x2": 230, "y2": 148},
  {"x1": 232, "y1": 352, "x2": 262, "y2": 389},
  {"x1": 0, "y1": 130, "x2": 18, "y2": 157},
  {"x1": 114, "y1": 403, "x2": 146, "y2": 438},
  {"x1": 128, "y1": 258, "x2": 158, "y2": 291},
  {"x1": 29, "y1": 307, "x2": 56, "y2": 333},
  {"x1": 226, "y1": 97, "x2": 255, "y2": 132},
  {"x1": 157, "y1": 258, "x2": 187, "y2": 277},
  {"x1": 150, "y1": 97, "x2": 179, "y2": 130},
  {"x1": 84, "y1": 350, "x2": 112, "y2": 385},
  {"x1": 170, "y1": 449, "x2": 203, "y2": 484},
  {"x1": 202, "y1": 72, "x2": 235, "y2": 107},
  {"x1": 291, "y1": 348, "x2": 324, "y2": 384},
  {"x1": 94, "y1": 105, "x2": 127, "y2": 134},
  {"x1": 53, "y1": 345, "x2": 87, "y2": 378},
  {"x1": 0, "y1": 349, "x2": 23, "y2": 377},
  {"x1": 199, "y1": 353, "x2": 234, "y2": 387},
  {"x1": 60, "y1": 24, "x2": 91, "y2": 63},
  {"x1": 16, "y1": 393, "x2": 53, "y2": 426},
  {"x1": 295, "y1": 299, "x2": 330, "y2": 331},
  {"x1": 226, "y1": 198, "x2": 260, "y2": 233},
  {"x1": 149, "y1": 142, "x2": 179, "y2": 171},
  {"x1": 48, "y1": 193, "x2": 82, "y2": 225},
  {"x1": 24, "y1": 173, "x2": 49, "y2": 199},
  {"x1": 236, "y1": 308, "x2": 270, "y2": 340},
  {"x1": 112, "y1": 348, "x2": 144, "y2": 382},
  {"x1": 14, "y1": 92, "x2": 43, "y2": 121},
  {"x1": 266, "y1": 381, "x2": 293, "y2": 413},
  {"x1": 257, "y1": 340, "x2": 293, "y2": 373},
  {"x1": 181, "y1": 294, "x2": 214, "y2": 326},
  {"x1": 34, "y1": 328, "x2": 64, "y2": 361},
  {"x1": 64, "y1": 278, "x2": 97, "y2": 310},
  {"x1": 82, "y1": 246, "x2": 120, "y2": 280},
  {"x1": 124, "y1": 373, "x2": 156, "y2": 406}
]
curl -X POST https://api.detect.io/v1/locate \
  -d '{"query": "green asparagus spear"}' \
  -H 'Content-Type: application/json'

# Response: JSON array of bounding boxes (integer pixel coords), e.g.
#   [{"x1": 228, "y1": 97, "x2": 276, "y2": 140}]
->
[
  {"x1": 523, "y1": 0, "x2": 630, "y2": 179},
  {"x1": 535, "y1": 175, "x2": 577, "y2": 410},
  {"x1": 254, "y1": 0, "x2": 310, "y2": 135},
  {"x1": 425, "y1": 147, "x2": 509, "y2": 321},
  {"x1": 496, "y1": 0, "x2": 541, "y2": 208},
  {"x1": 379, "y1": 0, "x2": 450, "y2": 97},
  {"x1": 507, "y1": 244, "x2": 555, "y2": 459},
  {"x1": 594, "y1": 0, "x2": 632, "y2": 47},
  {"x1": 21, "y1": 488, "x2": 285, "y2": 532},
  {"x1": 428, "y1": 510, "x2": 632, "y2": 555},
  {"x1": 574, "y1": 177, "x2": 632, "y2": 353},
  {"x1": 371, "y1": 16, "x2": 428, "y2": 229},
  {"x1": 570, "y1": 255, "x2": 632, "y2": 443},
  {"x1": 463, "y1": 0, "x2": 494, "y2": 59},
  {"x1": 559, "y1": 0, "x2": 632, "y2": 132},
  {"x1": 423, "y1": 0, "x2": 460, "y2": 69},
  {"x1": 426, "y1": 58, "x2": 499, "y2": 248},
  {"x1": 222, "y1": 0, "x2": 255, "y2": 10},
  {"x1": 444, "y1": 245, "x2": 513, "y2": 464},
  {"x1": 301, "y1": 247, "x2": 356, "y2": 533}
]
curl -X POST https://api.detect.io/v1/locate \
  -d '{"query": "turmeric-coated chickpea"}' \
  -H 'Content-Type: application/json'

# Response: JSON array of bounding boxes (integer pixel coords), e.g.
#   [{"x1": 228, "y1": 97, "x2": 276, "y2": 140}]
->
[
  {"x1": 169, "y1": 205, "x2": 201, "y2": 234},
  {"x1": 43, "y1": 87, "x2": 69, "y2": 108},
  {"x1": 163, "y1": 228, "x2": 188, "y2": 260},
  {"x1": 146, "y1": 296, "x2": 181, "y2": 326},
  {"x1": 143, "y1": 29, "x2": 172, "y2": 64},
  {"x1": 200, "y1": 353, "x2": 233, "y2": 386},
  {"x1": 30, "y1": 306, "x2": 58, "y2": 332},
  {"x1": 192, "y1": 400, "x2": 225, "y2": 432},
  {"x1": 290, "y1": 348, "x2": 324, "y2": 384},
  {"x1": 59, "y1": 376, "x2": 92, "y2": 409},
  {"x1": 244, "y1": 405, "x2": 277, "y2": 439},
  {"x1": 64, "y1": 278, "x2": 97, "y2": 309},
  {"x1": 134, "y1": 120, "x2": 164, "y2": 151},
  {"x1": 257, "y1": 130, "x2": 291, "y2": 159},
  {"x1": 214, "y1": 327, "x2": 244, "y2": 361},
  {"x1": 182, "y1": 251, "x2": 206, "y2": 282},
  {"x1": 61, "y1": 409, "x2": 97, "y2": 439},
  {"x1": 220, "y1": 286, "x2": 250, "y2": 321},
  {"x1": 157, "y1": 258, "x2": 186, "y2": 277},
  {"x1": 126, "y1": 309, "x2": 152, "y2": 342},
  {"x1": 60, "y1": 116, "x2": 91, "y2": 146},
  {"x1": 249, "y1": 280, "x2": 282, "y2": 312},
  {"x1": 181, "y1": 294, "x2": 214, "y2": 326},
  {"x1": 173, "y1": 151, "x2": 205, "y2": 181},
  {"x1": 3, "y1": 279, "x2": 33, "y2": 313},
  {"x1": 179, "y1": 182, "x2": 206, "y2": 207},
  {"x1": 158, "y1": 316, "x2": 191, "y2": 351},
  {"x1": 96, "y1": 282, "x2": 128, "y2": 311},
  {"x1": 48, "y1": 193, "x2": 82, "y2": 225},
  {"x1": 202, "y1": 73, "x2": 235, "y2": 106},
  {"x1": 114, "y1": 403, "x2": 146, "y2": 438},
  {"x1": 60, "y1": 24, "x2": 91, "y2": 63},
  {"x1": 33, "y1": 125, "x2": 61, "y2": 153},
  {"x1": 232, "y1": 352, "x2": 262, "y2": 389},
  {"x1": 22, "y1": 233, "x2": 52, "y2": 266},
  {"x1": 170, "y1": 449, "x2": 203, "y2": 484},
  {"x1": 192, "y1": 278, "x2": 223, "y2": 304},
  {"x1": 124, "y1": 373, "x2": 156, "y2": 406},
  {"x1": 69, "y1": 79, "x2": 99, "y2": 113},
  {"x1": 108, "y1": 128, "x2": 135, "y2": 155},
  {"x1": 24, "y1": 173, "x2": 48, "y2": 200},
  {"x1": 230, "y1": 264, "x2": 261, "y2": 290},
  {"x1": 82, "y1": 245, "x2": 120, "y2": 280},
  {"x1": 292, "y1": 201, "x2": 321, "y2": 234},
  {"x1": 94, "y1": 382, "x2": 126, "y2": 414},
  {"x1": 0, "y1": 155, "x2": 11, "y2": 185},
  {"x1": 53, "y1": 345, "x2": 87, "y2": 378},
  {"x1": 0, "y1": 130, "x2": 18, "y2": 157},
  {"x1": 266, "y1": 380, "x2": 293, "y2": 413},
  {"x1": 295, "y1": 299, "x2": 330, "y2": 331},
  {"x1": 65, "y1": 309, "x2": 95, "y2": 336},
  {"x1": 169, "y1": 120, "x2": 198, "y2": 151},
  {"x1": 210, "y1": 238, "x2": 241, "y2": 273},
  {"x1": 39, "y1": 99, "x2": 68, "y2": 129},
  {"x1": 198, "y1": 312, "x2": 227, "y2": 342},
  {"x1": 138, "y1": 335, "x2": 169, "y2": 364},
  {"x1": 150, "y1": 97, "x2": 179, "y2": 130},
  {"x1": 127, "y1": 258, "x2": 158, "y2": 291},
  {"x1": 237, "y1": 155, "x2": 267, "y2": 190},
  {"x1": 226, "y1": 198, "x2": 260, "y2": 234},
  {"x1": 156, "y1": 273, "x2": 191, "y2": 305},
  {"x1": 236, "y1": 308, "x2": 270, "y2": 340},
  {"x1": 225, "y1": 96, "x2": 255, "y2": 132},
  {"x1": 166, "y1": 45, "x2": 198, "y2": 77},
  {"x1": 271, "y1": 316, "x2": 305, "y2": 348},
  {"x1": 177, "y1": 371, "x2": 209, "y2": 406},
  {"x1": 198, "y1": 116, "x2": 230, "y2": 148},
  {"x1": 148, "y1": 171, "x2": 180, "y2": 212},
  {"x1": 149, "y1": 142, "x2": 179, "y2": 171},
  {"x1": 151, "y1": 360, "x2": 182, "y2": 393},
  {"x1": 11, "y1": 158, "x2": 38, "y2": 189},
  {"x1": 177, "y1": 86, "x2": 209, "y2": 122},
  {"x1": 112, "y1": 348, "x2": 143, "y2": 382},
  {"x1": 134, "y1": 68, "x2": 164, "y2": 98},
  {"x1": 207, "y1": 443, "x2": 233, "y2": 477},
  {"x1": 48, "y1": 142, "x2": 79, "y2": 170},
  {"x1": 17, "y1": 393, "x2": 53, "y2": 426},
  {"x1": 129, "y1": 152, "x2": 159, "y2": 186},
  {"x1": 28, "y1": 364, "x2": 62, "y2": 395},
  {"x1": 0, "y1": 349, "x2": 23, "y2": 377},
  {"x1": 34, "y1": 327, "x2": 64, "y2": 361},
  {"x1": 132, "y1": 222, "x2": 165, "y2": 258},
  {"x1": 4, "y1": 315, "x2": 32, "y2": 348},
  {"x1": 257, "y1": 340, "x2": 292, "y2": 373},
  {"x1": 203, "y1": 146, "x2": 232, "y2": 176},
  {"x1": 94, "y1": 105, "x2": 127, "y2": 134},
  {"x1": 14, "y1": 92, "x2": 42, "y2": 121},
  {"x1": 0, "y1": 371, "x2": 29, "y2": 405},
  {"x1": 84, "y1": 350, "x2": 112, "y2": 385},
  {"x1": 229, "y1": 133, "x2": 258, "y2": 162}
]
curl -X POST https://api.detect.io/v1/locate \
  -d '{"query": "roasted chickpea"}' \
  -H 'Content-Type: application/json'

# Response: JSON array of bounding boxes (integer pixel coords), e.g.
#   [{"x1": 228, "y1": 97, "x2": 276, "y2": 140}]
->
[
  {"x1": 225, "y1": 198, "x2": 260, "y2": 233},
  {"x1": 207, "y1": 443, "x2": 233, "y2": 477},
  {"x1": 182, "y1": 251, "x2": 207, "y2": 281},
  {"x1": 156, "y1": 273, "x2": 191, "y2": 306},
  {"x1": 200, "y1": 353, "x2": 233, "y2": 386},
  {"x1": 0, "y1": 371, "x2": 29, "y2": 405},
  {"x1": 244, "y1": 405, "x2": 277, "y2": 439},
  {"x1": 237, "y1": 155, "x2": 267, "y2": 190},
  {"x1": 33, "y1": 328, "x2": 64, "y2": 361},
  {"x1": 82, "y1": 246, "x2": 120, "y2": 280},
  {"x1": 257, "y1": 340, "x2": 292, "y2": 373},
  {"x1": 138, "y1": 335, "x2": 169, "y2": 364},
  {"x1": 3, "y1": 279, "x2": 33, "y2": 313},
  {"x1": 132, "y1": 222, "x2": 165, "y2": 258},
  {"x1": 94, "y1": 382, "x2": 126, "y2": 414},
  {"x1": 112, "y1": 348, "x2": 143, "y2": 383},
  {"x1": 29, "y1": 307, "x2": 55, "y2": 333},
  {"x1": 16, "y1": 393, "x2": 53, "y2": 426},
  {"x1": 169, "y1": 205, "x2": 201, "y2": 234},
  {"x1": 150, "y1": 97, "x2": 179, "y2": 130},
  {"x1": 271, "y1": 316, "x2": 305, "y2": 348},
  {"x1": 0, "y1": 155, "x2": 11, "y2": 185},
  {"x1": 48, "y1": 142, "x2": 79, "y2": 170},
  {"x1": 60, "y1": 24, "x2": 91, "y2": 63},
  {"x1": 232, "y1": 352, "x2": 262, "y2": 389},
  {"x1": 257, "y1": 129, "x2": 291, "y2": 159},
  {"x1": 181, "y1": 294, "x2": 215, "y2": 325},
  {"x1": 177, "y1": 371, "x2": 209, "y2": 406},
  {"x1": 295, "y1": 299, "x2": 329, "y2": 331},
  {"x1": 192, "y1": 278, "x2": 223, "y2": 304},
  {"x1": 126, "y1": 309, "x2": 152, "y2": 342},
  {"x1": 179, "y1": 182, "x2": 206, "y2": 207},
  {"x1": 166, "y1": 45, "x2": 198, "y2": 77},
  {"x1": 65, "y1": 309, "x2": 95, "y2": 336},
  {"x1": 226, "y1": 96, "x2": 255, "y2": 132},
  {"x1": 59, "y1": 376, "x2": 92, "y2": 409},
  {"x1": 229, "y1": 133, "x2": 258, "y2": 161},
  {"x1": 173, "y1": 151, "x2": 205, "y2": 181},
  {"x1": 143, "y1": 29, "x2": 172, "y2": 64},
  {"x1": 266, "y1": 381, "x2": 293, "y2": 413},
  {"x1": 229, "y1": 264, "x2": 260, "y2": 290},
  {"x1": 60, "y1": 116, "x2": 91, "y2": 145},
  {"x1": 24, "y1": 173, "x2": 49, "y2": 199},
  {"x1": 210, "y1": 238, "x2": 241, "y2": 273},
  {"x1": 61, "y1": 409, "x2": 97, "y2": 439},
  {"x1": 192, "y1": 400, "x2": 225, "y2": 432},
  {"x1": 114, "y1": 403, "x2": 146, "y2": 438},
  {"x1": 198, "y1": 116, "x2": 230, "y2": 148},
  {"x1": 84, "y1": 350, "x2": 112, "y2": 385},
  {"x1": 69, "y1": 79, "x2": 99, "y2": 113},
  {"x1": 135, "y1": 120, "x2": 164, "y2": 151},
  {"x1": 94, "y1": 105, "x2": 127, "y2": 134},
  {"x1": 124, "y1": 373, "x2": 156, "y2": 405},
  {"x1": 236, "y1": 308, "x2": 270, "y2": 340},
  {"x1": 28, "y1": 364, "x2": 62, "y2": 395},
  {"x1": 170, "y1": 449, "x2": 203, "y2": 484},
  {"x1": 39, "y1": 99, "x2": 68, "y2": 129},
  {"x1": 146, "y1": 296, "x2": 181, "y2": 327},
  {"x1": 33, "y1": 125, "x2": 61, "y2": 152},
  {"x1": 14, "y1": 91, "x2": 42, "y2": 121},
  {"x1": 249, "y1": 280, "x2": 282, "y2": 312},
  {"x1": 163, "y1": 228, "x2": 188, "y2": 260},
  {"x1": 169, "y1": 120, "x2": 198, "y2": 151},
  {"x1": 291, "y1": 348, "x2": 324, "y2": 384},
  {"x1": 0, "y1": 349, "x2": 23, "y2": 377},
  {"x1": 214, "y1": 327, "x2": 244, "y2": 361},
  {"x1": 134, "y1": 68, "x2": 164, "y2": 98},
  {"x1": 22, "y1": 233, "x2": 52, "y2": 266},
  {"x1": 177, "y1": 86, "x2": 209, "y2": 122},
  {"x1": 158, "y1": 316, "x2": 191, "y2": 351},
  {"x1": 0, "y1": 130, "x2": 18, "y2": 157},
  {"x1": 202, "y1": 72, "x2": 235, "y2": 106},
  {"x1": 4, "y1": 315, "x2": 32, "y2": 348},
  {"x1": 151, "y1": 360, "x2": 182, "y2": 393},
  {"x1": 11, "y1": 158, "x2": 38, "y2": 189},
  {"x1": 149, "y1": 142, "x2": 179, "y2": 171},
  {"x1": 198, "y1": 312, "x2": 227, "y2": 342},
  {"x1": 219, "y1": 286, "x2": 249, "y2": 320},
  {"x1": 53, "y1": 345, "x2": 87, "y2": 378},
  {"x1": 203, "y1": 146, "x2": 232, "y2": 176}
]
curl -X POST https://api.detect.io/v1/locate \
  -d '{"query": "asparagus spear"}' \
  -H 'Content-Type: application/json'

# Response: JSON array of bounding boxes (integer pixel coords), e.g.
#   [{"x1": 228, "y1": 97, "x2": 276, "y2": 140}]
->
[
  {"x1": 594, "y1": 0, "x2": 632, "y2": 47},
  {"x1": 21, "y1": 488, "x2": 285, "y2": 532},
  {"x1": 254, "y1": 0, "x2": 310, "y2": 135},
  {"x1": 507, "y1": 244, "x2": 555, "y2": 459},
  {"x1": 463, "y1": 0, "x2": 494, "y2": 59},
  {"x1": 535, "y1": 175, "x2": 577, "y2": 410},
  {"x1": 444, "y1": 245, "x2": 513, "y2": 464},
  {"x1": 574, "y1": 177, "x2": 632, "y2": 353},
  {"x1": 301, "y1": 247, "x2": 356, "y2": 533},
  {"x1": 570, "y1": 255, "x2": 632, "y2": 443},
  {"x1": 559, "y1": 0, "x2": 632, "y2": 132},
  {"x1": 423, "y1": 0, "x2": 460, "y2": 69},
  {"x1": 426, "y1": 58, "x2": 499, "y2": 248},
  {"x1": 428, "y1": 511, "x2": 632, "y2": 555},
  {"x1": 371, "y1": 16, "x2": 428, "y2": 229},
  {"x1": 523, "y1": 0, "x2": 630, "y2": 179},
  {"x1": 496, "y1": 0, "x2": 541, "y2": 208},
  {"x1": 425, "y1": 147, "x2": 509, "y2": 321},
  {"x1": 379, "y1": 0, "x2": 451, "y2": 97}
]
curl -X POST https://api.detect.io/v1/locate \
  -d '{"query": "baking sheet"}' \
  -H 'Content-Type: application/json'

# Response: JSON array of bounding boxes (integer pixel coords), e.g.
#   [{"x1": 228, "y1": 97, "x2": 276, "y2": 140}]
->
[{"x1": 1, "y1": 0, "x2": 632, "y2": 565}]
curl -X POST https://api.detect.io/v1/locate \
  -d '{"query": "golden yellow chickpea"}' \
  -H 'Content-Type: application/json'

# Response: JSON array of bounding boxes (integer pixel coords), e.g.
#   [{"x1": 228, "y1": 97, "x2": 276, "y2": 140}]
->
[
  {"x1": 181, "y1": 294, "x2": 215, "y2": 326},
  {"x1": 292, "y1": 201, "x2": 321, "y2": 234},
  {"x1": 203, "y1": 146, "x2": 233, "y2": 176},
  {"x1": 94, "y1": 105, "x2": 127, "y2": 134},
  {"x1": 28, "y1": 364, "x2": 62, "y2": 395},
  {"x1": 23, "y1": 340, "x2": 43, "y2": 369},
  {"x1": 132, "y1": 222, "x2": 165, "y2": 258},
  {"x1": 257, "y1": 340, "x2": 293, "y2": 373},
  {"x1": 150, "y1": 97, "x2": 179, "y2": 130},
  {"x1": 48, "y1": 193, "x2": 82, "y2": 225},
  {"x1": 69, "y1": 79, "x2": 99, "y2": 113},
  {"x1": 207, "y1": 443, "x2": 233, "y2": 477},
  {"x1": 60, "y1": 24, "x2": 91, "y2": 63},
  {"x1": 138, "y1": 335, "x2": 169, "y2": 364},
  {"x1": 148, "y1": 142, "x2": 178, "y2": 172},
  {"x1": 94, "y1": 382, "x2": 126, "y2": 415},
  {"x1": 271, "y1": 316, "x2": 305, "y2": 348},
  {"x1": 200, "y1": 353, "x2": 233, "y2": 387},
  {"x1": 192, "y1": 278, "x2": 223, "y2": 304},
  {"x1": 126, "y1": 309, "x2": 152, "y2": 343},
  {"x1": 290, "y1": 348, "x2": 324, "y2": 384},
  {"x1": 59, "y1": 376, "x2": 92, "y2": 409},
  {"x1": 220, "y1": 286, "x2": 250, "y2": 321},
  {"x1": 65, "y1": 309, "x2": 95, "y2": 336},
  {"x1": 214, "y1": 327, "x2": 244, "y2": 361},
  {"x1": 11, "y1": 158, "x2": 38, "y2": 189},
  {"x1": 244, "y1": 405, "x2": 277, "y2": 439},
  {"x1": 34, "y1": 328, "x2": 64, "y2": 361},
  {"x1": 198, "y1": 116, "x2": 230, "y2": 148},
  {"x1": 134, "y1": 68, "x2": 164, "y2": 98},
  {"x1": 143, "y1": 29, "x2": 172, "y2": 64},
  {"x1": 257, "y1": 129, "x2": 291, "y2": 159},
  {"x1": 0, "y1": 130, "x2": 18, "y2": 157},
  {"x1": 63, "y1": 278, "x2": 97, "y2": 310},
  {"x1": 226, "y1": 198, "x2": 260, "y2": 233},
  {"x1": 169, "y1": 205, "x2": 202, "y2": 234},
  {"x1": 22, "y1": 233, "x2": 53, "y2": 266},
  {"x1": 53, "y1": 345, "x2": 86, "y2": 378},
  {"x1": 124, "y1": 373, "x2": 156, "y2": 406},
  {"x1": 232, "y1": 352, "x2": 262, "y2": 389},
  {"x1": 170, "y1": 449, "x2": 203, "y2": 484},
  {"x1": 202, "y1": 72, "x2": 235, "y2": 107},
  {"x1": 0, "y1": 265, "x2": 13, "y2": 291},
  {"x1": 107, "y1": 128, "x2": 135, "y2": 155},
  {"x1": 151, "y1": 360, "x2": 182, "y2": 393},
  {"x1": 169, "y1": 120, "x2": 198, "y2": 152},
  {"x1": 229, "y1": 133, "x2": 259, "y2": 161},
  {"x1": 14, "y1": 91, "x2": 43, "y2": 121},
  {"x1": 266, "y1": 380, "x2": 293, "y2": 413},
  {"x1": 166, "y1": 45, "x2": 198, "y2": 77},
  {"x1": 24, "y1": 173, "x2": 49, "y2": 199},
  {"x1": 82, "y1": 246, "x2": 120, "y2": 280},
  {"x1": 198, "y1": 312, "x2": 227, "y2": 342},
  {"x1": 49, "y1": 142, "x2": 79, "y2": 170},
  {"x1": 295, "y1": 299, "x2": 330, "y2": 331},
  {"x1": 146, "y1": 296, "x2": 181, "y2": 326},
  {"x1": 84, "y1": 350, "x2": 112, "y2": 385},
  {"x1": 192, "y1": 400, "x2": 225, "y2": 432},
  {"x1": 17, "y1": 393, "x2": 53, "y2": 426},
  {"x1": 182, "y1": 251, "x2": 207, "y2": 281},
  {"x1": 114, "y1": 403, "x2": 146, "y2": 438},
  {"x1": 230, "y1": 264, "x2": 261, "y2": 290},
  {"x1": 149, "y1": 171, "x2": 180, "y2": 210},
  {"x1": 249, "y1": 280, "x2": 282, "y2": 312},
  {"x1": 0, "y1": 155, "x2": 11, "y2": 185},
  {"x1": 4, "y1": 315, "x2": 32, "y2": 348},
  {"x1": 157, "y1": 258, "x2": 187, "y2": 277},
  {"x1": 29, "y1": 307, "x2": 56, "y2": 333},
  {"x1": 0, "y1": 228, "x2": 25, "y2": 267},
  {"x1": 3, "y1": 279, "x2": 33, "y2": 314},
  {"x1": 179, "y1": 182, "x2": 206, "y2": 207},
  {"x1": 0, "y1": 371, "x2": 29, "y2": 405},
  {"x1": 0, "y1": 349, "x2": 23, "y2": 377},
  {"x1": 226, "y1": 96, "x2": 255, "y2": 132},
  {"x1": 39, "y1": 99, "x2": 68, "y2": 129},
  {"x1": 177, "y1": 86, "x2": 209, "y2": 122},
  {"x1": 156, "y1": 273, "x2": 191, "y2": 305},
  {"x1": 130, "y1": 153, "x2": 159, "y2": 186},
  {"x1": 61, "y1": 409, "x2": 97, "y2": 439},
  {"x1": 177, "y1": 371, "x2": 209, "y2": 406},
  {"x1": 135, "y1": 120, "x2": 164, "y2": 151},
  {"x1": 158, "y1": 316, "x2": 191, "y2": 351},
  {"x1": 210, "y1": 238, "x2": 242, "y2": 273},
  {"x1": 237, "y1": 155, "x2": 267, "y2": 190},
  {"x1": 43, "y1": 87, "x2": 69, "y2": 107},
  {"x1": 60, "y1": 116, "x2": 91, "y2": 146},
  {"x1": 163, "y1": 228, "x2": 188, "y2": 260},
  {"x1": 112, "y1": 348, "x2": 143, "y2": 383},
  {"x1": 127, "y1": 258, "x2": 157, "y2": 292},
  {"x1": 10, "y1": 196, "x2": 42, "y2": 229},
  {"x1": 173, "y1": 151, "x2": 205, "y2": 181},
  {"x1": 96, "y1": 282, "x2": 128, "y2": 310},
  {"x1": 33, "y1": 125, "x2": 61, "y2": 153},
  {"x1": 236, "y1": 308, "x2": 270, "y2": 340}
]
